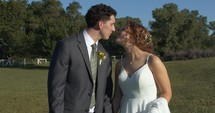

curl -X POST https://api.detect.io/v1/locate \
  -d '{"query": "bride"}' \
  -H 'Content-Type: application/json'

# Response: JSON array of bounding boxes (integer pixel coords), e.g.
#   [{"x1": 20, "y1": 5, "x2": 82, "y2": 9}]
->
[{"x1": 112, "y1": 21, "x2": 172, "y2": 113}]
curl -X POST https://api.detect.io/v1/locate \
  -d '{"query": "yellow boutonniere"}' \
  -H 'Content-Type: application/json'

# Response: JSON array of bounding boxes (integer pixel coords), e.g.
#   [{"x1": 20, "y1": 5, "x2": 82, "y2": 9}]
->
[{"x1": 98, "y1": 51, "x2": 106, "y2": 65}]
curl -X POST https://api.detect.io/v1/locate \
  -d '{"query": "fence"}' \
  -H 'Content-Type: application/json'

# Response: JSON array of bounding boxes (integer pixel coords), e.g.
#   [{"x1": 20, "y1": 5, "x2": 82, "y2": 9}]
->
[
  {"x1": 0, "y1": 56, "x2": 123, "y2": 67},
  {"x1": 0, "y1": 58, "x2": 48, "y2": 67}
]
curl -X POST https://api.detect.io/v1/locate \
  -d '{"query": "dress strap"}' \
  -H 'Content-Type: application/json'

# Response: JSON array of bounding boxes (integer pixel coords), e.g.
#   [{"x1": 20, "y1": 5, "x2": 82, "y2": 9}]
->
[{"x1": 146, "y1": 54, "x2": 152, "y2": 64}]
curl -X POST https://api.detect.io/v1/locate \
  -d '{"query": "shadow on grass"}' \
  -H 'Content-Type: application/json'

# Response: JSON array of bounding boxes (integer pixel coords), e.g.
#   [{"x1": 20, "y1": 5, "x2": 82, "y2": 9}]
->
[{"x1": 0, "y1": 64, "x2": 49, "y2": 70}]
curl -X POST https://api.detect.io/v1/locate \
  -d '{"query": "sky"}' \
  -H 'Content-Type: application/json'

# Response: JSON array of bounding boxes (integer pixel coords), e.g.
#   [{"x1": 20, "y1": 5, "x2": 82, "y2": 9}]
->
[{"x1": 29, "y1": 0, "x2": 215, "y2": 28}]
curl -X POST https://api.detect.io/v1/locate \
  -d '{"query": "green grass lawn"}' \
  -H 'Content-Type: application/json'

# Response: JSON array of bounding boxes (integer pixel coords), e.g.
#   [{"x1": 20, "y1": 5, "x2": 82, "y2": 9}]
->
[
  {"x1": 166, "y1": 57, "x2": 215, "y2": 113},
  {"x1": 0, "y1": 67, "x2": 48, "y2": 113},
  {"x1": 0, "y1": 57, "x2": 215, "y2": 113}
]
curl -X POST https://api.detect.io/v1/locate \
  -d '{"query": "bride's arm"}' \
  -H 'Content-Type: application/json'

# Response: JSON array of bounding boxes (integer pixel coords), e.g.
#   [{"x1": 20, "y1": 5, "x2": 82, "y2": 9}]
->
[{"x1": 148, "y1": 55, "x2": 172, "y2": 103}]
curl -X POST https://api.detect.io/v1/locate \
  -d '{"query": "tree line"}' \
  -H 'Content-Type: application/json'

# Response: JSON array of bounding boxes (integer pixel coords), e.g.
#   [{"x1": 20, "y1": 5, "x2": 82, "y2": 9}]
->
[{"x1": 0, "y1": 0, "x2": 215, "y2": 61}]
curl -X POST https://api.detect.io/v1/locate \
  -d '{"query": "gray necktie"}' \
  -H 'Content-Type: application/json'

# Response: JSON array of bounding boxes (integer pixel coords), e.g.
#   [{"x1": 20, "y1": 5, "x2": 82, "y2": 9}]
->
[{"x1": 90, "y1": 43, "x2": 97, "y2": 108}]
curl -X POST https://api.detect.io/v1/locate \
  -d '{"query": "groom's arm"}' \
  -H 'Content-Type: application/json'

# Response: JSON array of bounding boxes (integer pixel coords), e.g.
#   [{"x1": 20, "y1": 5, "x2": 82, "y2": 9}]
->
[
  {"x1": 48, "y1": 40, "x2": 69, "y2": 113},
  {"x1": 103, "y1": 56, "x2": 113, "y2": 113}
]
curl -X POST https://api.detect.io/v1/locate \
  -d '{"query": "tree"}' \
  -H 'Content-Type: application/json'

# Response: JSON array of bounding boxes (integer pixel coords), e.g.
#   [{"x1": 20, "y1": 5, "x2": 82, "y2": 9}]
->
[
  {"x1": 206, "y1": 21, "x2": 215, "y2": 48},
  {"x1": 0, "y1": 0, "x2": 28, "y2": 58},
  {"x1": 65, "y1": 1, "x2": 86, "y2": 36},
  {"x1": 150, "y1": 3, "x2": 209, "y2": 57},
  {"x1": 208, "y1": 21, "x2": 215, "y2": 37},
  {"x1": 24, "y1": 1, "x2": 43, "y2": 57},
  {"x1": 26, "y1": 0, "x2": 66, "y2": 58}
]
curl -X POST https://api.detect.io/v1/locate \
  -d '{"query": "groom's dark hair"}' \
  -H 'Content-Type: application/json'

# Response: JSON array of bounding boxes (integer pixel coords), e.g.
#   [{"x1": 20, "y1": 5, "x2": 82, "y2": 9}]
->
[{"x1": 85, "y1": 3, "x2": 117, "y2": 28}]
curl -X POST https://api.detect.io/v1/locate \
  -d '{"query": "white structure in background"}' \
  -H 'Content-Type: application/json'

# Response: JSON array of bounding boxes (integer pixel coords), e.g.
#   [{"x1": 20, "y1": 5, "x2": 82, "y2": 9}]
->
[
  {"x1": 0, "y1": 59, "x2": 5, "y2": 66},
  {"x1": 37, "y1": 58, "x2": 47, "y2": 65},
  {"x1": 0, "y1": 57, "x2": 14, "y2": 66}
]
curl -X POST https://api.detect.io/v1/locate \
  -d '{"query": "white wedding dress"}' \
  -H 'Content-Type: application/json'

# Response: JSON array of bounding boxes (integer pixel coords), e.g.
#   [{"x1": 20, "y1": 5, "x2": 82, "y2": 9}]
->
[{"x1": 118, "y1": 55, "x2": 157, "y2": 113}]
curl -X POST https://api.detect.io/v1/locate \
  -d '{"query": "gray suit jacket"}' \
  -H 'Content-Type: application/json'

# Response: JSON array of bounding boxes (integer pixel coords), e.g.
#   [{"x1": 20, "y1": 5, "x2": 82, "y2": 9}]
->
[{"x1": 48, "y1": 33, "x2": 113, "y2": 113}]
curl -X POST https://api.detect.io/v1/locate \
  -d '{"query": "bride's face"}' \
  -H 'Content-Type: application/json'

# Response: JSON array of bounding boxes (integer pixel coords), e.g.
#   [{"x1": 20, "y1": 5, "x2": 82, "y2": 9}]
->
[{"x1": 116, "y1": 28, "x2": 130, "y2": 46}]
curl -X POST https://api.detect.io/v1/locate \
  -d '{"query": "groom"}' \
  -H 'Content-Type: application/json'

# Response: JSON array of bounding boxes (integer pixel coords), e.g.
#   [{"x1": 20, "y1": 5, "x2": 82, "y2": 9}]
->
[{"x1": 48, "y1": 3, "x2": 117, "y2": 113}]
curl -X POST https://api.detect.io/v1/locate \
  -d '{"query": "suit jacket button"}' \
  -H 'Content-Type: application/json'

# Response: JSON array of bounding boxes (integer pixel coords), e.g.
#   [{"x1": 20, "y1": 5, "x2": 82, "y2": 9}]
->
[
  {"x1": 85, "y1": 109, "x2": 89, "y2": 112},
  {"x1": 88, "y1": 93, "x2": 92, "y2": 96}
]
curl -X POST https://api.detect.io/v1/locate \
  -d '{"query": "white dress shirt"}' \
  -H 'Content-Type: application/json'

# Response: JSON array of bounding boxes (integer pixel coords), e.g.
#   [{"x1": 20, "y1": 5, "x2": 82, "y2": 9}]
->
[
  {"x1": 83, "y1": 30, "x2": 98, "y2": 113},
  {"x1": 83, "y1": 30, "x2": 98, "y2": 60}
]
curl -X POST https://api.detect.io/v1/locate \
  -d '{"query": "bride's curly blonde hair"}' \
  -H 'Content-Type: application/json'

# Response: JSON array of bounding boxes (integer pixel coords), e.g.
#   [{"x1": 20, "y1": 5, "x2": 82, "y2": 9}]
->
[{"x1": 124, "y1": 21, "x2": 154, "y2": 53}]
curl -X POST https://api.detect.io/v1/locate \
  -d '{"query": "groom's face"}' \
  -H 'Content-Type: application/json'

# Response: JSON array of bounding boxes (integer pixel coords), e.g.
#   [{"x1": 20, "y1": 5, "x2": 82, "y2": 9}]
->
[{"x1": 99, "y1": 15, "x2": 116, "y2": 40}]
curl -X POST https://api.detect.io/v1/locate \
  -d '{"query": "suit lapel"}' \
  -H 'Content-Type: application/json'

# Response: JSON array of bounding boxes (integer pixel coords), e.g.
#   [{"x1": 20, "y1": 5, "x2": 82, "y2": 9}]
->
[
  {"x1": 77, "y1": 33, "x2": 93, "y2": 81},
  {"x1": 77, "y1": 35, "x2": 108, "y2": 84}
]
